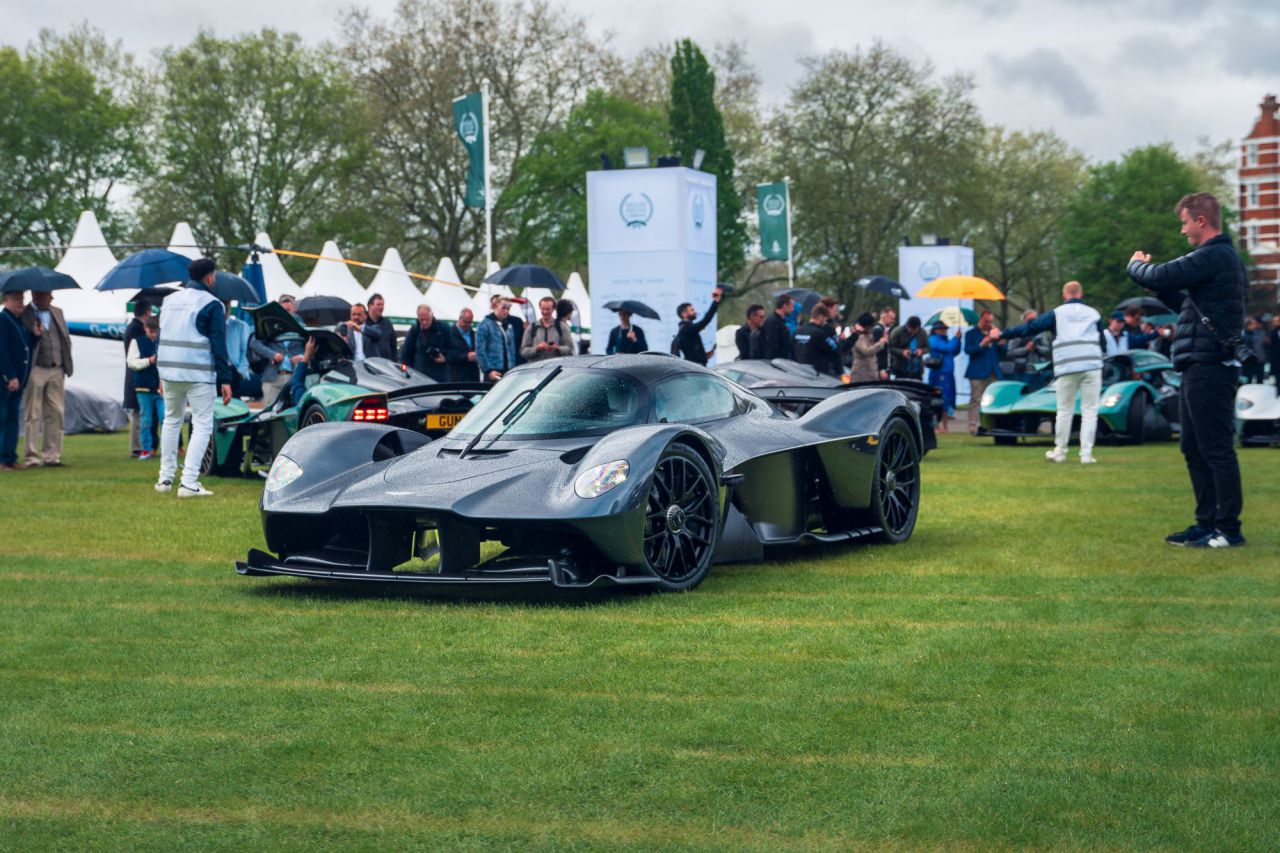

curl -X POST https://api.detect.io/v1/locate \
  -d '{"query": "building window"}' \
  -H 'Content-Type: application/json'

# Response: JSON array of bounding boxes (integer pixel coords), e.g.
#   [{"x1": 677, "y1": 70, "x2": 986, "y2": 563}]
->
[
  {"x1": 1248, "y1": 184, "x2": 1259, "y2": 207},
  {"x1": 1247, "y1": 143, "x2": 1258, "y2": 166}
]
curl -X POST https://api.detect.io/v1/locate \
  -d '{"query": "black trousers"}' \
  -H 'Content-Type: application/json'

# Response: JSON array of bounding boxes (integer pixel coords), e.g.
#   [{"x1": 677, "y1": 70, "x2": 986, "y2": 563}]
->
[
  {"x1": 1178, "y1": 363, "x2": 1242, "y2": 535},
  {"x1": 0, "y1": 384, "x2": 20, "y2": 465}
]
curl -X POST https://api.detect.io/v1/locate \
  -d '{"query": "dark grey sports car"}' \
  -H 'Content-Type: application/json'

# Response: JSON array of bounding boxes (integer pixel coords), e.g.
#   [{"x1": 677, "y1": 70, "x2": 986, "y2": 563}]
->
[{"x1": 238, "y1": 354, "x2": 923, "y2": 593}]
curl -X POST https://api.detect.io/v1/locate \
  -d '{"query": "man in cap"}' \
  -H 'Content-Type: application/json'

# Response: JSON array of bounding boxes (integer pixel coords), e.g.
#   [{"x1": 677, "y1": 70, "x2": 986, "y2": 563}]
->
[
  {"x1": 155, "y1": 258, "x2": 234, "y2": 497},
  {"x1": 1101, "y1": 311, "x2": 1131, "y2": 356}
]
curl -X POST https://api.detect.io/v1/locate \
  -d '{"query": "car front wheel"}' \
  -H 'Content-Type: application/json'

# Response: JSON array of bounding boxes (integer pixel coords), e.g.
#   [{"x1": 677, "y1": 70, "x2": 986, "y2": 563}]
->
[
  {"x1": 642, "y1": 444, "x2": 719, "y2": 592},
  {"x1": 867, "y1": 416, "x2": 920, "y2": 544}
]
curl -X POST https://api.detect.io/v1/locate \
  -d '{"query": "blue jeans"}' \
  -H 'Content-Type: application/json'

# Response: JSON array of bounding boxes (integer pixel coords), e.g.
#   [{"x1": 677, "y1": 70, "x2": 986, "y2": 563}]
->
[
  {"x1": 0, "y1": 384, "x2": 21, "y2": 465},
  {"x1": 136, "y1": 391, "x2": 165, "y2": 453}
]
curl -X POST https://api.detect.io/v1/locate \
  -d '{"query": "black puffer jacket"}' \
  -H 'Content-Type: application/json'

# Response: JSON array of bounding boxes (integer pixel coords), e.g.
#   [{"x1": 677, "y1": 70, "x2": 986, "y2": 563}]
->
[{"x1": 1126, "y1": 233, "x2": 1246, "y2": 371}]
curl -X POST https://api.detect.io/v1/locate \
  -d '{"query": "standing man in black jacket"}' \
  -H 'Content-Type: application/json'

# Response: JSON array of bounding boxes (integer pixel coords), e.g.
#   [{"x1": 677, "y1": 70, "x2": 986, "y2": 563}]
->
[
  {"x1": 794, "y1": 303, "x2": 842, "y2": 376},
  {"x1": 446, "y1": 307, "x2": 480, "y2": 382},
  {"x1": 735, "y1": 304, "x2": 764, "y2": 360},
  {"x1": 399, "y1": 304, "x2": 451, "y2": 382},
  {"x1": 365, "y1": 294, "x2": 398, "y2": 360},
  {"x1": 673, "y1": 287, "x2": 723, "y2": 365},
  {"x1": 759, "y1": 294, "x2": 795, "y2": 361},
  {"x1": 1127, "y1": 192, "x2": 1247, "y2": 548},
  {"x1": 0, "y1": 291, "x2": 34, "y2": 471}
]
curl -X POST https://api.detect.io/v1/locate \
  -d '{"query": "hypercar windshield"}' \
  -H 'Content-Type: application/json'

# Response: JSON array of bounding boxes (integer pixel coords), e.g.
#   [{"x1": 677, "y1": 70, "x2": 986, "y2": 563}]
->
[{"x1": 450, "y1": 368, "x2": 646, "y2": 438}]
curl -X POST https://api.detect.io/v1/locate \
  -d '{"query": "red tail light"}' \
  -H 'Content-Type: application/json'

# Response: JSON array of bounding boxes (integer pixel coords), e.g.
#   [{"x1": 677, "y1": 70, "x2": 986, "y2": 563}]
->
[{"x1": 351, "y1": 398, "x2": 389, "y2": 422}]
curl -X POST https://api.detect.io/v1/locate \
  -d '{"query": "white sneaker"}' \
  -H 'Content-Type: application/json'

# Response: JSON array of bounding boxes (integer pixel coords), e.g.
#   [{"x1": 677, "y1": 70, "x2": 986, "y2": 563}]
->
[
  {"x1": 1080, "y1": 455, "x2": 1098, "y2": 464},
  {"x1": 1045, "y1": 450, "x2": 1067, "y2": 463},
  {"x1": 155, "y1": 479, "x2": 173, "y2": 493},
  {"x1": 177, "y1": 483, "x2": 214, "y2": 498}
]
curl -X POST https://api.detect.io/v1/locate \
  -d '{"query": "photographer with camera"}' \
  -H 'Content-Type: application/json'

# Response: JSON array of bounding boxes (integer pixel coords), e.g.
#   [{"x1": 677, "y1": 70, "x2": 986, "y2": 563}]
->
[
  {"x1": 399, "y1": 304, "x2": 450, "y2": 382},
  {"x1": 846, "y1": 312, "x2": 887, "y2": 382},
  {"x1": 888, "y1": 315, "x2": 929, "y2": 379},
  {"x1": 1127, "y1": 192, "x2": 1248, "y2": 548}
]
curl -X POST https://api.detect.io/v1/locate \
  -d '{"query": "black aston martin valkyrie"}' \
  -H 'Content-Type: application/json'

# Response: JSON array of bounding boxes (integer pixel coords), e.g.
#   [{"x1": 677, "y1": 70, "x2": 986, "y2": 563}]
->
[{"x1": 238, "y1": 354, "x2": 923, "y2": 593}]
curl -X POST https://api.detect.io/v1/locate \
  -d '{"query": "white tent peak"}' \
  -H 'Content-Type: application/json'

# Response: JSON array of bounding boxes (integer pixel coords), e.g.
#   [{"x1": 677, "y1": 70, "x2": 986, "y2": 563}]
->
[
  {"x1": 167, "y1": 222, "x2": 201, "y2": 260},
  {"x1": 368, "y1": 248, "x2": 425, "y2": 319},
  {"x1": 54, "y1": 210, "x2": 128, "y2": 324},
  {"x1": 248, "y1": 231, "x2": 302, "y2": 302},
  {"x1": 425, "y1": 257, "x2": 473, "y2": 321},
  {"x1": 300, "y1": 239, "x2": 366, "y2": 304}
]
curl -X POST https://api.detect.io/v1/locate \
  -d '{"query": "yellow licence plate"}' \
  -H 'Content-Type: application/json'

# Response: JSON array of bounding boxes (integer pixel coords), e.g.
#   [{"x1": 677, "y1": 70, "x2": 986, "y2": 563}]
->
[{"x1": 425, "y1": 412, "x2": 464, "y2": 431}]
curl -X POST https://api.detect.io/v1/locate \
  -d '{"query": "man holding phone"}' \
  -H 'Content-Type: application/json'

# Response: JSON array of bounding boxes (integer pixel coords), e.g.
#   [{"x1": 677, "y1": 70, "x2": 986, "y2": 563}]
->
[{"x1": 1127, "y1": 192, "x2": 1247, "y2": 548}]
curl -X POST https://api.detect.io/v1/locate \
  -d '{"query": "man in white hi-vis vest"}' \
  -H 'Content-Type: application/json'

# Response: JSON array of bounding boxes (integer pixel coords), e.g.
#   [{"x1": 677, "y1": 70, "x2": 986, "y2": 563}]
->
[
  {"x1": 998, "y1": 281, "x2": 1104, "y2": 464},
  {"x1": 155, "y1": 258, "x2": 234, "y2": 497}
]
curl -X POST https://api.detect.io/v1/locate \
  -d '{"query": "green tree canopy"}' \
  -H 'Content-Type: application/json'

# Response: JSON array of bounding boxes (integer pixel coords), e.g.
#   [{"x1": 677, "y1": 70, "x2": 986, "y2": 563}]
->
[
  {"x1": 1058, "y1": 144, "x2": 1203, "y2": 311},
  {"x1": 768, "y1": 43, "x2": 982, "y2": 312},
  {"x1": 502, "y1": 90, "x2": 667, "y2": 275},
  {"x1": 957, "y1": 127, "x2": 1086, "y2": 319},
  {"x1": 669, "y1": 39, "x2": 747, "y2": 280},
  {"x1": 0, "y1": 27, "x2": 146, "y2": 265},
  {"x1": 136, "y1": 29, "x2": 371, "y2": 276}
]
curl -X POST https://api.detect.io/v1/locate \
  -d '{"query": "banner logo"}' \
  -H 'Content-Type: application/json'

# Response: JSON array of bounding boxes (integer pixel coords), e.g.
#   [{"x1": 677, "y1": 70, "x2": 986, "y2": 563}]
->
[
  {"x1": 919, "y1": 261, "x2": 941, "y2": 282},
  {"x1": 691, "y1": 193, "x2": 706, "y2": 230},
  {"x1": 458, "y1": 112, "x2": 480, "y2": 145},
  {"x1": 762, "y1": 193, "x2": 786, "y2": 217},
  {"x1": 619, "y1": 193, "x2": 654, "y2": 229}
]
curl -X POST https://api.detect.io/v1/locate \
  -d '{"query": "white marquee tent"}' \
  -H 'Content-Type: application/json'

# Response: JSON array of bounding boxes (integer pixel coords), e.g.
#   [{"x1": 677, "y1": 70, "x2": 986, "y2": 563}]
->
[
  {"x1": 424, "y1": 257, "x2": 474, "y2": 322},
  {"x1": 250, "y1": 232, "x2": 302, "y2": 302},
  {"x1": 367, "y1": 248, "x2": 424, "y2": 319},
  {"x1": 54, "y1": 210, "x2": 129, "y2": 325},
  {"x1": 300, "y1": 240, "x2": 366, "y2": 304},
  {"x1": 167, "y1": 222, "x2": 201, "y2": 261}
]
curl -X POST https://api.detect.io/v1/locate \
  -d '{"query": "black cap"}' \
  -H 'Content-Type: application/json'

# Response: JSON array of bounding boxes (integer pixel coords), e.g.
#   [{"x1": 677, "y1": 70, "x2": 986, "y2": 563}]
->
[
  {"x1": 189, "y1": 258, "x2": 217, "y2": 281},
  {"x1": 857, "y1": 312, "x2": 876, "y2": 328}
]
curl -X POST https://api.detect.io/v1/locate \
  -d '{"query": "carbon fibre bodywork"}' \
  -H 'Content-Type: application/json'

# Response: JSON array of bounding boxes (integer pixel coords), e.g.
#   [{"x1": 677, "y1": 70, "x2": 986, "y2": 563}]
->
[{"x1": 238, "y1": 354, "x2": 922, "y2": 593}]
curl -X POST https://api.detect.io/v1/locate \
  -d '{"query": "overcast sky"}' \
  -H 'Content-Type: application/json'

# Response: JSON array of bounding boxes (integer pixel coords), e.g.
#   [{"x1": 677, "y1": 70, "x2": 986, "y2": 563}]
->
[{"x1": 4, "y1": 0, "x2": 1277, "y2": 162}]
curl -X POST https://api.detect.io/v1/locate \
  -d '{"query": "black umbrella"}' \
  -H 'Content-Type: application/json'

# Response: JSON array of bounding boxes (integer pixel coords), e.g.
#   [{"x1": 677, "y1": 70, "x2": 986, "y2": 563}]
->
[
  {"x1": 854, "y1": 275, "x2": 910, "y2": 300},
  {"x1": 484, "y1": 263, "x2": 565, "y2": 291},
  {"x1": 603, "y1": 300, "x2": 660, "y2": 320},
  {"x1": 1115, "y1": 296, "x2": 1169, "y2": 316},
  {"x1": 773, "y1": 287, "x2": 822, "y2": 315},
  {"x1": 0, "y1": 266, "x2": 81, "y2": 293},
  {"x1": 96, "y1": 249, "x2": 192, "y2": 291},
  {"x1": 204, "y1": 270, "x2": 262, "y2": 305},
  {"x1": 129, "y1": 286, "x2": 178, "y2": 306},
  {"x1": 296, "y1": 295, "x2": 352, "y2": 326}
]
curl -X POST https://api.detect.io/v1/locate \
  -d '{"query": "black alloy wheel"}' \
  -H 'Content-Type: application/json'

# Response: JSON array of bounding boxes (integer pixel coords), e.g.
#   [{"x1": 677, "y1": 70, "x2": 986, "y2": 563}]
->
[
  {"x1": 300, "y1": 405, "x2": 328, "y2": 428},
  {"x1": 1125, "y1": 392, "x2": 1148, "y2": 444},
  {"x1": 642, "y1": 444, "x2": 719, "y2": 591},
  {"x1": 868, "y1": 417, "x2": 920, "y2": 544}
]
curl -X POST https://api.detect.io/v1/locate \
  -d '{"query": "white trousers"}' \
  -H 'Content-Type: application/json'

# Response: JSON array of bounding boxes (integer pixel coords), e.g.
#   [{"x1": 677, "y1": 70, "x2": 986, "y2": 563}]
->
[
  {"x1": 159, "y1": 380, "x2": 215, "y2": 488},
  {"x1": 1054, "y1": 368, "x2": 1101, "y2": 457}
]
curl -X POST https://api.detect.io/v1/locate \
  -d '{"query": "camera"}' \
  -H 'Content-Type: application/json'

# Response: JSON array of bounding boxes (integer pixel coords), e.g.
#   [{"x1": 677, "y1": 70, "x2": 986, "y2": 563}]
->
[{"x1": 425, "y1": 347, "x2": 443, "y2": 360}]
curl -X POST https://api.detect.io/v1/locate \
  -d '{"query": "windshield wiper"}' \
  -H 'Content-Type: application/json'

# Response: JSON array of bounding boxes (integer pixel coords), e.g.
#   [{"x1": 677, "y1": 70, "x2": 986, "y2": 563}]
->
[{"x1": 458, "y1": 365, "x2": 562, "y2": 459}]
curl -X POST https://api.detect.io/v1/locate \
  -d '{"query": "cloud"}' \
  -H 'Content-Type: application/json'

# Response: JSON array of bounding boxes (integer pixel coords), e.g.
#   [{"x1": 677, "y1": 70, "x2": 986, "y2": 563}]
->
[
  {"x1": 989, "y1": 48, "x2": 1099, "y2": 116},
  {"x1": 1209, "y1": 21, "x2": 1280, "y2": 76}
]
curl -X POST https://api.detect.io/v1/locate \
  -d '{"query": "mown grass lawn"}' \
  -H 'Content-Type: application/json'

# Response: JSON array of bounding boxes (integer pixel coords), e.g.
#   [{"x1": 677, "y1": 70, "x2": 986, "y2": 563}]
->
[{"x1": 1, "y1": 430, "x2": 1278, "y2": 850}]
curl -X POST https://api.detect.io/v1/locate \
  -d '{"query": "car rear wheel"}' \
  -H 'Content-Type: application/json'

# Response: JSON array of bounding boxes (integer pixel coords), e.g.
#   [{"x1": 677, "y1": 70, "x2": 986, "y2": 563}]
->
[
  {"x1": 642, "y1": 444, "x2": 719, "y2": 592},
  {"x1": 867, "y1": 417, "x2": 920, "y2": 544},
  {"x1": 300, "y1": 404, "x2": 327, "y2": 428}
]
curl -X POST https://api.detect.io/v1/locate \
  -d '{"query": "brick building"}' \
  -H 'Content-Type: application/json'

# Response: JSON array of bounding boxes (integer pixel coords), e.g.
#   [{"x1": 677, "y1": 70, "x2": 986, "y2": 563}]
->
[{"x1": 1239, "y1": 94, "x2": 1280, "y2": 307}]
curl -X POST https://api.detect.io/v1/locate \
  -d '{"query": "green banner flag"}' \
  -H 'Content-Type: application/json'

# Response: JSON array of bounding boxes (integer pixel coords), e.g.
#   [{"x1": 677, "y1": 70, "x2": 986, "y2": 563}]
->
[
  {"x1": 756, "y1": 181, "x2": 790, "y2": 261},
  {"x1": 452, "y1": 91, "x2": 486, "y2": 208}
]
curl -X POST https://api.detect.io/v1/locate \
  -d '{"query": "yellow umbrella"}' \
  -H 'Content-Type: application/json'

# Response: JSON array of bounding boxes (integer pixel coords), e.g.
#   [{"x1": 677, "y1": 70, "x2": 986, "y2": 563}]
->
[{"x1": 915, "y1": 275, "x2": 1005, "y2": 301}]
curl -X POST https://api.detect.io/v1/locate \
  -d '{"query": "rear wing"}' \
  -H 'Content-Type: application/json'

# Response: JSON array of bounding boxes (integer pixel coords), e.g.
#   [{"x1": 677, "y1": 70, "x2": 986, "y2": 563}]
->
[{"x1": 384, "y1": 381, "x2": 492, "y2": 402}]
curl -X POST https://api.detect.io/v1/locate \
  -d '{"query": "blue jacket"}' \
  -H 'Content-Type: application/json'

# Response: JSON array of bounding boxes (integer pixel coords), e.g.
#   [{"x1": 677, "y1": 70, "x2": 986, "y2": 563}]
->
[
  {"x1": 1, "y1": 308, "x2": 33, "y2": 387},
  {"x1": 927, "y1": 332, "x2": 961, "y2": 372},
  {"x1": 964, "y1": 327, "x2": 1006, "y2": 380},
  {"x1": 476, "y1": 313, "x2": 517, "y2": 376}
]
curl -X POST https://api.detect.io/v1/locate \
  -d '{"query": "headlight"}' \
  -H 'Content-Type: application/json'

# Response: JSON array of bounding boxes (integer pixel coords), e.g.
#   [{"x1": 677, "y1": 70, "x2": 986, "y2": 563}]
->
[
  {"x1": 980, "y1": 393, "x2": 994, "y2": 407},
  {"x1": 265, "y1": 455, "x2": 303, "y2": 492},
  {"x1": 1237, "y1": 399, "x2": 1253, "y2": 411},
  {"x1": 1102, "y1": 393, "x2": 1122, "y2": 408},
  {"x1": 574, "y1": 460, "x2": 629, "y2": 499}
]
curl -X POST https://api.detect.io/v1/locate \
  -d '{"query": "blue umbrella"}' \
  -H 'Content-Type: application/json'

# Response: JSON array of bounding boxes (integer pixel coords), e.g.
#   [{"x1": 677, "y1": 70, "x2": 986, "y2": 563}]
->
[
  {"x1": 96, "y1": 249, "x2": 194, "y2": 291},
  {"x1": 0, "y1": 266, "x2": 81, "y2": 293},
  {"x1": 484, "y1": 263, "x2": 565, "y2": 291},
  {"x1": 206, "y1": 271, "x2": 262, "y2": 305}
]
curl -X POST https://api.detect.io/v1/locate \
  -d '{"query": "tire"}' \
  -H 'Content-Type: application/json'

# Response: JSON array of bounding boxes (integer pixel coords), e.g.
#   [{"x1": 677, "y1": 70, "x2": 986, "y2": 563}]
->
[
  {"x1": 300, "y1": 404, "x2": 328, "y2": 429},
  {"x1": 199, "y1": 432, "x2": 215, "y2": 476},
  {"x1": 642, "y1": 444, "x2": 719, "y2": 592},
  {"x1": 866, "y1": 417, "x2": 921, "y2": 544},
  {"x1": 1125, "y1": 392, "x2": 1148, "y2": 444}
]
